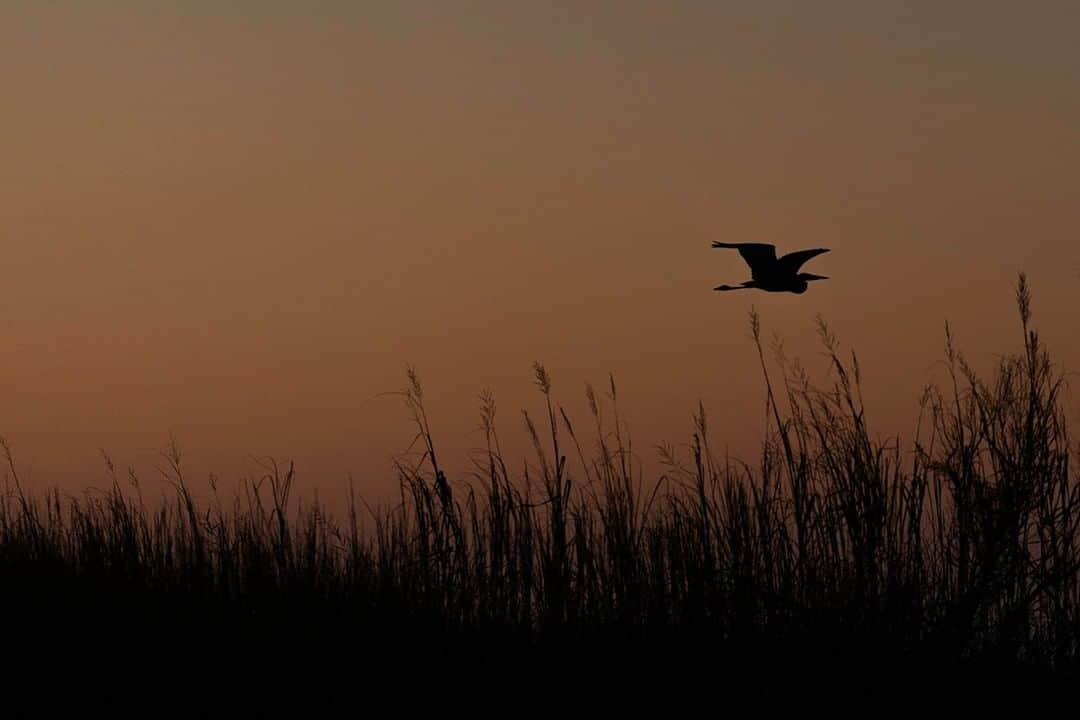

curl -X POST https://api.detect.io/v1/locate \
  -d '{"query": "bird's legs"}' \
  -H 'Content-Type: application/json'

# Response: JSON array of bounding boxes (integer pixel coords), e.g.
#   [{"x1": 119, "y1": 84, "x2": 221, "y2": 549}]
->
[{"x1": 714, "y1": 281, "x2": 755, "y2": 292}]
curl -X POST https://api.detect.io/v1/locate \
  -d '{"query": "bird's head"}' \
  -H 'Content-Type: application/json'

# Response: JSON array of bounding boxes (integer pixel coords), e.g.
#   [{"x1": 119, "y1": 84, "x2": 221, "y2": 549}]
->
[{"x1": 799, "y1": 273, "x2": 829, "y2": 293}]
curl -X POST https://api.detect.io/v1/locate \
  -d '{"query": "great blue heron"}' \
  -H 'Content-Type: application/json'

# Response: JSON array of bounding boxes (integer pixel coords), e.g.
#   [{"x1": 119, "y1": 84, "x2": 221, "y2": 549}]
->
[{"x1": 712, "y1": 242, "x2": 829, "y2": 294}]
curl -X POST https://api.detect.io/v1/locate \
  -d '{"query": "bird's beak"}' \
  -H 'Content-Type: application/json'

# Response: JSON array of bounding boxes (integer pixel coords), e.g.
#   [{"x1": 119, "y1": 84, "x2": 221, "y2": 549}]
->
[{"x1": 804, "y1": 274, "x2": 828, "y2": 281}]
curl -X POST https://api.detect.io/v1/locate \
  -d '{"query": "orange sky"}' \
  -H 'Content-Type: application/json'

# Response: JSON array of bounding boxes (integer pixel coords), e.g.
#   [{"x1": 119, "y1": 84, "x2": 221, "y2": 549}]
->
[{"x1": 4, "y1": 2, "x2": 1078, "y2": 506}]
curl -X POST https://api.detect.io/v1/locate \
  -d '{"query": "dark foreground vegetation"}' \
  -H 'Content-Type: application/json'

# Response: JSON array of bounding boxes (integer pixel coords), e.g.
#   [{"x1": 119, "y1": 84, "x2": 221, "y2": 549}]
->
[{"x1": 2, "y1": 276, "x2": 1078, "y2": 718}]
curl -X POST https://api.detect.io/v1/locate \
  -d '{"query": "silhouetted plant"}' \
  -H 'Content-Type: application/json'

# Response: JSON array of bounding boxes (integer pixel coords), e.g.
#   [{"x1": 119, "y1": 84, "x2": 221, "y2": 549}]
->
[{"x1": 1, "y1": 274, "x2": 1077, "y2": 716}]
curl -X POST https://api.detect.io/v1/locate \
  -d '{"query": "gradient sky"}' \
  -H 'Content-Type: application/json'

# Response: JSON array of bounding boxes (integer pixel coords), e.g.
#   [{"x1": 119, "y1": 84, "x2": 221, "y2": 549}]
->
[{"x1": 4, "y1": 1, "x2": 1079, "y2": 505}]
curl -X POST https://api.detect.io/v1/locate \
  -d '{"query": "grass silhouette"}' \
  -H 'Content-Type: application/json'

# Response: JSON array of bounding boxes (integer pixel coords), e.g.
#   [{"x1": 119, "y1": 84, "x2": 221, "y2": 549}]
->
[{"x1": 2, "y1": 274, "x2": 1078, "y2": 718}]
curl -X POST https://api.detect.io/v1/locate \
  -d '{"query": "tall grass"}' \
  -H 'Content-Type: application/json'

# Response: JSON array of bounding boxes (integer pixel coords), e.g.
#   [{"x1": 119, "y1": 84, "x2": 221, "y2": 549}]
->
[{"x1": 1, "y1": 275, "x2": 1077, "y2": 715}]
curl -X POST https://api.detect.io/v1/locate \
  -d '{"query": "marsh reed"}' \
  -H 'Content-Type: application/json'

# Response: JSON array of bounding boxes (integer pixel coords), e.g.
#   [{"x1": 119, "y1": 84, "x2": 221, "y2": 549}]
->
[{"x1": 2, "y1": 274, "x2": 1077, "y2": 716}]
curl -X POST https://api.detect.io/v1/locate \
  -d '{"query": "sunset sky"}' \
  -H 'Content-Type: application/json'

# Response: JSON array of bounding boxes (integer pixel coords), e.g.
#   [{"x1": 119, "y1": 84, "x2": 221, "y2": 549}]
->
[{"x1": 4, "y1": 2, "x2": 1079, "y2": 504}]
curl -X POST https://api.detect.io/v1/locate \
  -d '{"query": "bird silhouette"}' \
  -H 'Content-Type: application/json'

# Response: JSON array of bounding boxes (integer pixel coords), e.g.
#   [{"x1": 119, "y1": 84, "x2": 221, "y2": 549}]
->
[{"x1": 712, "y1": 242, "x2": 829, "y2": 294}]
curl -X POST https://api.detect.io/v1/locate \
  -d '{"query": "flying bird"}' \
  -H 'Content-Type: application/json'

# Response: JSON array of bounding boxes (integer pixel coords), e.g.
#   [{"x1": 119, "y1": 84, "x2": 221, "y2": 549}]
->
[{"x1": 712, "y1": 242, "x2": 830, "y2": 294}]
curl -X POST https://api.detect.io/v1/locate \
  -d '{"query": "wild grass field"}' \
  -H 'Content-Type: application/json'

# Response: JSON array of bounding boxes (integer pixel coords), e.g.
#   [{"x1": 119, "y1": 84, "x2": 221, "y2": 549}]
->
[{"x1": 2, "y1": 276, "x2": 1078, "y2": 718}]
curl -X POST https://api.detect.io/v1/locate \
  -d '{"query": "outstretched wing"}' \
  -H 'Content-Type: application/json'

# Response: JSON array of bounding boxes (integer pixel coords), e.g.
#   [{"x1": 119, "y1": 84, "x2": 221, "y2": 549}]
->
[
  {"x1": 777, "y1": 248, "x2": 829, "y2": 275},
  {"x1": 711, "y1": 242, "x2": 776, "y2": 279}
]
